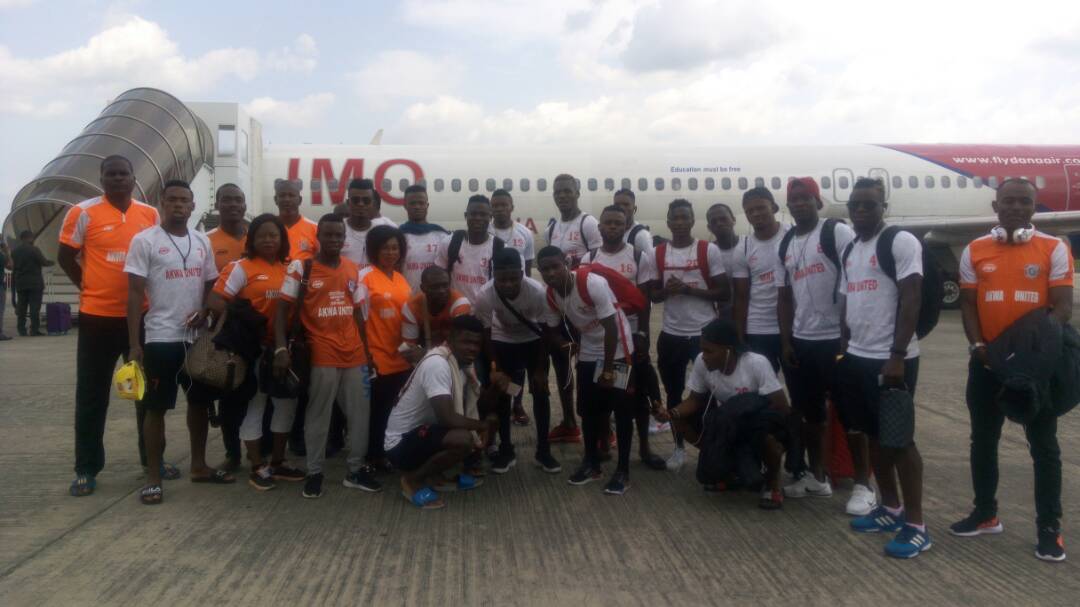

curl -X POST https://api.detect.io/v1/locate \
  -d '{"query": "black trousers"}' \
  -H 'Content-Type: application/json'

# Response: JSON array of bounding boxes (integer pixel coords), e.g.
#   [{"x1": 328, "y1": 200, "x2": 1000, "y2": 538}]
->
[
  {"x1": 14, "y1": 287, "x2": 43, "y2": 334},
  {"x1": 577, "y1": 360, "x2": 632, "y2": 471},
  {"x1": 493, "y1": 340, "x2": 552, "y2": 458},
  {"x1": 74, "y1": 313, "x2": 151, "y2": 476},
  {"x1": 657, "y1": 332, "x2": 700, "y2": 448},
  {"x1": 368, "y1": 370, "x2": 411, "y2": 461},
  {"x1": 966, "y1": 360, "x2": 1062, "y2": 529}
]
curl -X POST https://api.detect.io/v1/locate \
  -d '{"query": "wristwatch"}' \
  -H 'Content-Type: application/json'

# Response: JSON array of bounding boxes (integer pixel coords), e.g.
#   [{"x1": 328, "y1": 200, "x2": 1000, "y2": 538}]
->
[{"x1": 968, "y1": 342, "x2": 987, "y2": 355}]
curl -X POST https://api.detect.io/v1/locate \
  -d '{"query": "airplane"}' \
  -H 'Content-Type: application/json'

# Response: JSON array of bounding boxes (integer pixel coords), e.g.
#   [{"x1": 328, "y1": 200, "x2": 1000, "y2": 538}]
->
[{"x1": 4, "y1": 89, "x2": 1079, "y2": 312}]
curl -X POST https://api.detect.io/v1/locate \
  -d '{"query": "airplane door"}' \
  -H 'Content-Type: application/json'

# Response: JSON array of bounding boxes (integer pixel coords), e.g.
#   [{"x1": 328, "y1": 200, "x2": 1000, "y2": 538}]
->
[
  {"x1": 1065, "y1": 164, "x2": 1080, "y2": 210},
  {"x1": 832, "y1": 168, "x2": 854, "y2": 202}
]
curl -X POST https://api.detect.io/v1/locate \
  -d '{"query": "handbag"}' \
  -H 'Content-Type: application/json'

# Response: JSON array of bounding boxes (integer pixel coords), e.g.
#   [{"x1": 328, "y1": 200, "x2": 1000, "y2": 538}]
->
[{"x1": 185, "y1": 308, "x2": 247, "y2": 392}]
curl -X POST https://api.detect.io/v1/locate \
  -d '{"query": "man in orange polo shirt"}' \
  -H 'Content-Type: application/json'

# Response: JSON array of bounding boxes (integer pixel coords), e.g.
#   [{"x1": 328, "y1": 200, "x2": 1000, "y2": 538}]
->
[
  {"x1": 275, "y1": 178, "x2": 318, "y2": 262},
  {"x1": 58, "y1": 155, "x2": 160, "y2": 497},
  {"x1": 952, "y1": 178, "x2": 1074, "y2": 562}
]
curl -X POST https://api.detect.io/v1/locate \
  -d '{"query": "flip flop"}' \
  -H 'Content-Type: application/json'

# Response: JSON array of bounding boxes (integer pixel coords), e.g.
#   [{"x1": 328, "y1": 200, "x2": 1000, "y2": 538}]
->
[
  {"x1": 403, "y1": 487, "x2": 445, "y2": 510},
  {"x1": 69, "y1": 475, "x2": 96, "y2": 497},
  {"x1": 140, "y1": 484, "x2": 163, "y2": 505},
  {"x1": 456, "y1": 473, "x2": 483, "y2": 491},
  {"x1": 190, "y1": 469, "x2": 235, "y2": 484}
]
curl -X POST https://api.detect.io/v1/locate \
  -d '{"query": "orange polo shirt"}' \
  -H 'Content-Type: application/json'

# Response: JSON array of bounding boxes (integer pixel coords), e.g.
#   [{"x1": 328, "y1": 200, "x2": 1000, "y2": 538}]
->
[
  {"x1": 401, "y1": 290, "x2": 472, "y2": 347},
  {"x1": 207, "y1": 226, "x2": 247, "y2": 272},
  {"x1": 359, "y1": 266, "x2": 412, "y2": 375},
  {"x1": 285, "y1": 216, "x2": 319, "y2": 261},
  {"x1": 959, "y1": 231, "x2": 1074, "y2": 342},
  {"x1": 280, "y1": 257, "x2": 367, "y2": 368},
  {"x1": 58, "y1": 196, "x2": 159, "y2": 317},
  {"x1": 213, "y1": 257, "x2": 287, "y2": 342}
]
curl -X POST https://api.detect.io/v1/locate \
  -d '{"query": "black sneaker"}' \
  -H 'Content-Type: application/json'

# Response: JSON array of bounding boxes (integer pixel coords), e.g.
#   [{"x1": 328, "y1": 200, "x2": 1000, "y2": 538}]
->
[
  {"x1": 568, "y1": 463, "x2": 602, "y2": 486},
  {"x1": 343, "y1": 467, "x2": 383, "y2": 492},
  {"x1": 302, "y1": 473, "x2": 324, "y2": 499},
  {"x1": 603, "y1": 470, "x2": 630, "y2": 495},
  {"x1": 535, "y1": 452, "x2": 562, "y2": 474},
  {"x1": 949, "y1": 511, "x2": 1003, "y2": 537},
  {"x1": 248, "y1": 465, "x2": 276, "y2": 491},
  {"x1": 1036, "y1": 527, "x2": 1066, "y2": 562},
  {"x1": 640, "y1": 452, "x2": 667, "y2": 471},
  {"x1": 271, "y1": 462, "x2": 306, "y2": 482},
  {"x1": 490, "y1": 452, "x2": 517, "y2": 474}
]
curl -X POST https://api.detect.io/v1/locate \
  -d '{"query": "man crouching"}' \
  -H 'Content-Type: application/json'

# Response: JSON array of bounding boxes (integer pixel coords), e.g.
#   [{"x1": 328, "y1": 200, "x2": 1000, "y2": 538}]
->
[{"x1": 384, "y1": 314, "x2": 497, "y2": 509}]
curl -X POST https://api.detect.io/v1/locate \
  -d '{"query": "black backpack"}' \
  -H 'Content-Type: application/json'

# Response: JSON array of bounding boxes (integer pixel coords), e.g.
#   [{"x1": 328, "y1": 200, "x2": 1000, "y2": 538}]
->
[
  {"x1": 446, "y1": 230, "x2": 505, "y2": 279},
  {"x1": 842, "y1": 225, "x2": 943, "y2": 339},
  {"x1": 626, "y1": 224, "x2": 649, "y2": 251},
  {"x1": 778, "y1": 218, "x2": 843, "y2": 303},
  {"x1": 546, "y1": 213, "x2": 594, "y2": 254}
]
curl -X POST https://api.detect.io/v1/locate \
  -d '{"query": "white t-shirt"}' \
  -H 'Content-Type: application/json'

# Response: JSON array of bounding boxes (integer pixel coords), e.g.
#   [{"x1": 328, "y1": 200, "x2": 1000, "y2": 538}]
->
[
  {"x1": 547, "y1": 212, "x2": 602, "y2": 266},
  {"x1": 473, "y1": 277, "x2": 549, "y2": 344},
  {"x1": 655, "y1": 240, "x2": 726, "y2": 337},
  {"x1": 686, "y1": 351, "x2": 783, "y2": 403},
  {"x1": 777, "y1": 220, "x2": 856, "y2": 341},
  {"x1": 404, "y1": 230, "x2": 447, "y2": 291},
  {"x1": 435, "y1": 233, "x2": 497, "y2": 304},
  {"x1": 626, "y1": 222, "x2": 654, "y2": 256},
  {"x1": 124, "y1": 226, "x2": 218, "y2": 343},
  {"x1": 542, "y1": 273, "x2": 634, "y2": 362},
  {"x1": 842, "y1": 229, "x2": 922, "y2": 359},
  {"x1": 731, "y1": 226, "x2": 790, "y2": 335},
  {"x1": 490, "y1": 222, "x2": 534, "y2": 268},
  {"x1": 585, "y1": 244, "x2": 657, "y2": 332},
  {"x1": 342, "y1": 223, "x2": 373, "y2": 268},
  {"x1": 384, "y1": 354, "x2": 458, "y2": 450},
  {"x1": 372, "y1": 216, "x2": 397, "y2": 228}
]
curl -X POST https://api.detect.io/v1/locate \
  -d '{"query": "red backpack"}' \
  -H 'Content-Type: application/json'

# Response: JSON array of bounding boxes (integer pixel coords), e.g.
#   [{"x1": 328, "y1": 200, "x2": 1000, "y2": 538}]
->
[
  {"x1": 655, "y1": 239, "x2": 715, "y2": 289},
  {"x1": 545, "y1": 264, "x2": 648, "y2": 317}
]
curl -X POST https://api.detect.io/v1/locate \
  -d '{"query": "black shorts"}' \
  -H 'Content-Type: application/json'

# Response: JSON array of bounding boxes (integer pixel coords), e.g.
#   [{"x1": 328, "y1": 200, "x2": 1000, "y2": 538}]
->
[
  {"x1": 746, "y1": 333, "x2": 782, "y2": 372},
  {"x1": 140, "y1": 342, "x2": 190, "y2": 412},
  {"x1": 782, "y1": 338, "x2": 841, "y2": 425},
  {"x1": 386, "y1": 424, "x2": 450, "y2": 472},
  {"x1": 494, "y1": 339, "x2": 544, "y2": 387},
  {"x1": 833, "y1": 354, "x2": 919, "y2": 441}
]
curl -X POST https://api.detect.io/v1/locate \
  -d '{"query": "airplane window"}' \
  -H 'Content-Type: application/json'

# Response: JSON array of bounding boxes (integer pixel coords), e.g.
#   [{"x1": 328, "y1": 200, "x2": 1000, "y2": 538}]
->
[
  {"x1": 399, "y1": 178, "x2": 409, "y2": 192},
  {"x1": 468, "y1": 178, "x2": 479, "y2": 192},
  {"x1": 217, "y1": 125, "x2": 236, "y2": 157},
  {"x1": 520, "y1": 178, "x2": 530, "y2": 192},
  {"x1": 738, "y1": 177, "x2": 748, "y2": 190},
  {"x1": 537, "y1": 178, "x2": 547, "y2": 192},
  {"x1": 485, "y1": 178, "x2": 496, "y2": 192},
  {"x1": 925, "y1": 175, "x2": 935, "y2": 188},
  {"x1": 838, "y1": 176, "x2": 849, "y2": 189},
  {"x1": 909, "y1": 176, "x2": 919, "y2": 189},
  {"x1": 503, "y1": 178, "x2": 513, "y2": 191},
  {"x1": 382, "y1": 178, "x2": 392, "y2": 192},
  {"x1": 957, "y1": 176, "x2": 967, "y2": 189},
  {"x1": 704, "y1": 177, "x2": 715, "y2": 190},
  {"x1": 973, "y1": 177, "x2": 983, "y2": 188},
  {"x1": 604, "y1": 178, "x2": 615, "y2": 191},
  {"x1": 754, "y1": 177, "x2": 765, "y2": 188},
  {"x1": 1036, "y1": 176, "x2": 1046, "y2": 189},
  {"x1": 638, "y1": 178, "x2": 648, "y2": 191},
  {"x1": 588, "y1": 178, "x2": 598, "y2": 192},
  {"x1": 621, "y1": 178, "x2": 632, "y2": 190},
  {"x1": 324, "y1": 179, "x2": 337, "y2": 193},
  {"x1": 941, "y1": 176, "x2": 951, "y2": 188},
  {"x1": 434, "y1": 178, "x2": 445, "y2": 192},
  {"x1": 655, "y1": 178, "x2": 665, "y2": 191},
  {"x1": 892, "y1": 176, "x2": 903, "y2": 189},
  {"x1": 671, "y1": 178, "x2": 682, "y2": 191},
  {"x1": 688, "y1": 177, "x2": 698, "y2": 191},
  {"x1": 721, "y1": 177, "x2": 731, "y2": 190},
  {"x1": 771, "y1": 177, "x2": 782, "y2": 190},
  {"x1": 451, "y1": 179, "x2": 461, "y2": 192},
  {"x1": 416, "y1": 178, "x2": 427, "y2": 187},
  {"x1": 988, "y1": 176, "x2": 999, "y2": 188}
]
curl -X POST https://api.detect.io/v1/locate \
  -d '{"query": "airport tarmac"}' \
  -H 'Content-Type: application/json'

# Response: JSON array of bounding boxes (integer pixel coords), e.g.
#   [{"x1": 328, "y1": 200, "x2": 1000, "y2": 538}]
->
[{"x1": 0, "y1": 311, "x2": 1077, "y2": 606}]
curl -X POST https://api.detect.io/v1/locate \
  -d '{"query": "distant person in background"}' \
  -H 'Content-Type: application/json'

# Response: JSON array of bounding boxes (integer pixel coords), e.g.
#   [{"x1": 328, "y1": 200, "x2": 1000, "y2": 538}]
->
[
  {"x1": 612, "y1": 189, "x2": 654, "y2": 256},
  {"x1": 706, "y1": 203, "x2": 739, "y2": 322},
  {"x1": 58, "y1": 155, "x2": 161, "y2": 497},
  {"x1": 490, "y1": 189, "x2": 535, "y2": 275},
  {"x1": 342, "y1": 178, "x2": 396, "y2": 268},
  {"x1": 400, "y1": 184, "x2": 449, "y2": 290},
  {"x1": 12, "y1": 230, "x2": 54, "y2": 337},
  {"x1": 0, "y1": 239, "x2": 11, "y2": 341}
]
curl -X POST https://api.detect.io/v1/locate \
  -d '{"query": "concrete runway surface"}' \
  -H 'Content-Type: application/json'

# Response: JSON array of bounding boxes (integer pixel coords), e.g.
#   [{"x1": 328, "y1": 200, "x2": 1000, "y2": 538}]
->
[{"x1": 0, "y1": 311, "x2": 1077, "y2": 606}]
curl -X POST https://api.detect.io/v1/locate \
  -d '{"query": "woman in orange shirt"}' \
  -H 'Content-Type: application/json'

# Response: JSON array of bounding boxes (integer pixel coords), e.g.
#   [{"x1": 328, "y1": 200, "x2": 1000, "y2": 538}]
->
[
  {"x1": 359, "y1": 225, "x2": 413, "y2": 471},
  {"x1": 208, "y1": 214, "x2": 303, "y2": 491}
]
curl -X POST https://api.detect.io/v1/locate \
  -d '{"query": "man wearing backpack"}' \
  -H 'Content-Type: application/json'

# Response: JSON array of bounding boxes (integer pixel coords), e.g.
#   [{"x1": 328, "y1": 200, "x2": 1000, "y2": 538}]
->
[
  {"x1": 836, "y1": 178, "x2": 930, "y2": 559},
  {"x1": 613, "y1": 189, "x2": 654, "y2": 256},
  {"x1": 951, "y1": 178, "x2": 1074, "y2": 562},
  {"x1": 436, "y1": 195, "x2": 504, "y2": 305},
  {"x1": 732, "y1": 187, "x2": 789, "y2": 372},
  {"x1": 776, "y1": 178, "x2": 876, "y2": 516},
  {"x1": 538, "y1": 245, "x2": 638, "y2": 495},
  {"x1": 585, "y1": 205, "x2": 666, "y2": 471},
  {"x1": 650, "y1": 199, "x2": 729, "y2": 471}
]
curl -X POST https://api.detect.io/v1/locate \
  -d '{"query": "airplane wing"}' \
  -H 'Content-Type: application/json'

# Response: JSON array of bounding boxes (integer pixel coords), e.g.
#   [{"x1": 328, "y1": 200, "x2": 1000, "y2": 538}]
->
[{"x1": 891, "y1": 211, "x2": 1080, "y2": 247}]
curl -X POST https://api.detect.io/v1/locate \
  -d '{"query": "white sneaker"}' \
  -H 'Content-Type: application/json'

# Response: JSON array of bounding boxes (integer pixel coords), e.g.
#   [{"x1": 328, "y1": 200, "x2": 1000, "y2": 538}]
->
[
  {"x1": 783, "y1": 474, "x2": 833, "y2": 498},
  {"x1": 846, "y1": 484, "x2": 878, "y2": 516},
  {"x1": 666, "y1": 447, "x2": 686, "y2": 471},
  {"x1": 649, "y1": 420, "x2": 670, "y2": 435}
]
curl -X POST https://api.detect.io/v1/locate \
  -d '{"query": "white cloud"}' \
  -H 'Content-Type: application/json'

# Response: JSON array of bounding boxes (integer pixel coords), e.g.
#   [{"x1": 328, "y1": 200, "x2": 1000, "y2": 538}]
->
[
  {"x1": 243, "y1": 93, "x2": 336, "y2": 128},
  {"x1": 265, "y1": 33, "x2": 319, "y2": 72},
  {"x1": 0, "y1": 16, "x2": 259, "y2": 117},
  {"x1": 349, "y1": 50, "x2": 463, "y2": 109}
]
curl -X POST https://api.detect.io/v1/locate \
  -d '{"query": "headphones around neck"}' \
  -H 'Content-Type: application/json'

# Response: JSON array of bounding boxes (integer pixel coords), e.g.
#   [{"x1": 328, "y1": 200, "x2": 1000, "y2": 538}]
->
[{"x1": 990, "y1": 225, "x2": 1035, "y2": 244}]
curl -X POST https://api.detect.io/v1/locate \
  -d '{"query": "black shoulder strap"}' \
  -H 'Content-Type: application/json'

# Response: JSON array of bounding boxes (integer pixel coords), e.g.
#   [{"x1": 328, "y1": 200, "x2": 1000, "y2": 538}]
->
[
  {"x1": 876, "y1": 225, "x2": 902, "y2": 283},
  {"x1": 819, "y1": 219, "x2": 842, "y2": 303},
  {"x1": 290, "y1": 259, "x2": 313, "y2": 339},
  {"x1": 496, "y1": 288, "x2": 544, "y2": 338},
  {"x1": 580, "y1": 214, "x2": 594, "y2": 255},
  {"x1": 841, "y1": 241, "x2": 856, "y2": 281},
  {"x1": 446, "y1": 230, "x2": 466, "y2": 277},
  {"x1": 627, "y1": 224, "x2": 646, "y2": 249},
  {"x1": 546, "y1": 218, "x2": 556, "y2": 244},
  {"x1": 488, "y1": 236, "x2": 505, "y2": 278},
  {"x1": 778, "y1": 228, "x2": 797, "y2": 272}
]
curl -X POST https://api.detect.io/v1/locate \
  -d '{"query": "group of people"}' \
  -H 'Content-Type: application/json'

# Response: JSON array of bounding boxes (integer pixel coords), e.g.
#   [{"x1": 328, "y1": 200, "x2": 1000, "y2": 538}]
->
[{"x1": 54, "y1": 154, "x2": 1073, "y2": 563}]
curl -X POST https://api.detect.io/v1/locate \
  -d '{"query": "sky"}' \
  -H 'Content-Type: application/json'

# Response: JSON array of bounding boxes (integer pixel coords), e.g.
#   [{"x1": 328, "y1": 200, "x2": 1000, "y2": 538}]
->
[{"x1": 2, "y1": 0, "x2": 1080, "y2": 219}]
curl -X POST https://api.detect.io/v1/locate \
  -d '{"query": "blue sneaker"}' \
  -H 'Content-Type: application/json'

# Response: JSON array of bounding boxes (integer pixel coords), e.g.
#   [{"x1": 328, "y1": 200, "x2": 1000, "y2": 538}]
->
[
  {"x1": 851, "y1": 506, "x2": 905, "y2": 533},
  {"x1": 885, "y1": 525, "x2": 933, "y2": 559}
]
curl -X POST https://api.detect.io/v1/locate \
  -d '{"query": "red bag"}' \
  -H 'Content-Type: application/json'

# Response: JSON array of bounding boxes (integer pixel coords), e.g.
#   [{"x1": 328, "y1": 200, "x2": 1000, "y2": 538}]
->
[
  {"x1": 546, "y1": 266, "x2": 643, "y2": 361},
  {"x1": 655, "y1": 239, "x2": 714, "y2": 289}
]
